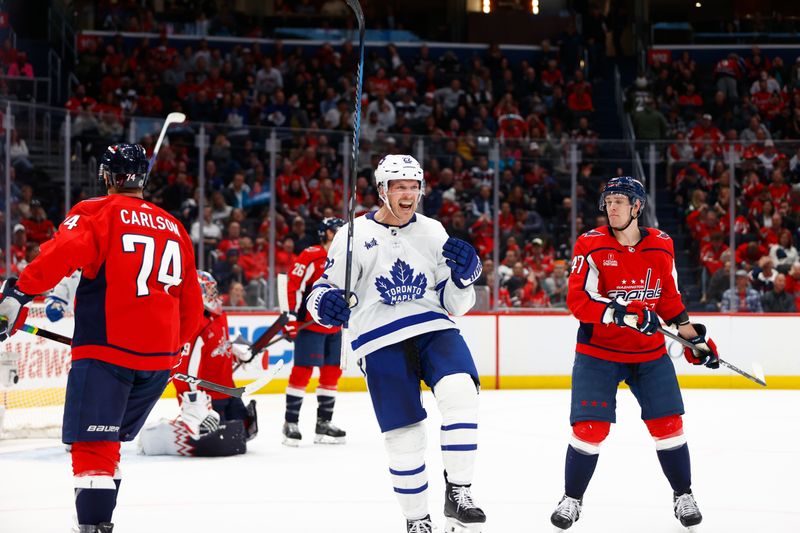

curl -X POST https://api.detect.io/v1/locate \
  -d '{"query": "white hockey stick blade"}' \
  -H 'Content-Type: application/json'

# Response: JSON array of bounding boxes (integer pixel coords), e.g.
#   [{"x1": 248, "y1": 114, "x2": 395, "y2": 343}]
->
[
  {"x1": 243, "y1": 359, "x2": 285, "y2": 396},
  {"x1": 751, "y1": 362, "x2": 766, "y2": 386},
  {"x1": 276, "y1": 273, "x2": 289, "y2": 313},
  {"x1": 149, "y1": 112, "x2": 186, "y2": 170}
]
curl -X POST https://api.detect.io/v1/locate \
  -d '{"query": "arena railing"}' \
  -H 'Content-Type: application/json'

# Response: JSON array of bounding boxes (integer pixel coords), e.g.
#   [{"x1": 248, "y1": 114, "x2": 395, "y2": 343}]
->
[{"x1": 2, "y1": 101, "x2": 791, "y2": 313}]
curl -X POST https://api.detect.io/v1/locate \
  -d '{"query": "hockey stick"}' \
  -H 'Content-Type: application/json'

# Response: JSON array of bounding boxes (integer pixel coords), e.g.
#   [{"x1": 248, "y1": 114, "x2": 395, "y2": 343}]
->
[
  {"x1": 174, "y1": 360, "x2": 284, "y2": 398},
  {"x1": 13, "y1": 322, "x2": 278, "y2": 396},
  {"x1": 232, "y1": 312, "x2": 290, "y2": 372},
  {"x1": 658, "y1": 326, "x2": 767, "y2": 387},
  {"x1": 147, "y1": 112, "x2": 186, "y2": 175},
  {"x1": 341, "y1": 0, "x2": 365, "y2": 370}
]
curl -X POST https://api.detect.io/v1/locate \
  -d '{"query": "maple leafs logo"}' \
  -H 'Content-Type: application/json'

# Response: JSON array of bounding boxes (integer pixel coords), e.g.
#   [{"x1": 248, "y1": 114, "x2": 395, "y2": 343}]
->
[{"x1": 375, "y1": 259, "x2": 427, "y2": 305}]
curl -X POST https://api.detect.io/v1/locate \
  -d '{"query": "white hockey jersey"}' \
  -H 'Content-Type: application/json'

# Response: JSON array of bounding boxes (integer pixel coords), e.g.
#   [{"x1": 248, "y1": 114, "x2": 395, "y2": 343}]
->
[
  {"x1": 307, "y1": 211, "x2": 475, "y2": 360},
  {"x1": 46, "y1": 270, "x2": 81, "y2": 314}
]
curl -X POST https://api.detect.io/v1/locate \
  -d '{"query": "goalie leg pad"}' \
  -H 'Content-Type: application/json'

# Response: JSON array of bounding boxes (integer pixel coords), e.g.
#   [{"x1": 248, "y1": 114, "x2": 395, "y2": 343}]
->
[
  {"x1": 72, "y1": 441, "x2": 121, "y2": 525},
  {"x1": 193, "y1": 421, "x2": 247, "y2": 457},
  {"x1": 385, "y1": 422, "x2": 429, "y2": 520},
  {"x1": 433, "y1": 373, "x2": 479, "y2": 485}
]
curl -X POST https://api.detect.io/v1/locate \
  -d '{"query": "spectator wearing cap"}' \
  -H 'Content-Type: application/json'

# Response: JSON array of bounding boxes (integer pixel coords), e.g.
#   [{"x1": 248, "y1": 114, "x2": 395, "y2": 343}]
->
[
  {"x1": 9, "y1": 223, "x2": 28, "y2": 264},
  {"x1": 721, "y1": 269, "x2": 763, "y2": 312},
  {"x1": 749, "y1": 256, "x2": 778, "y2": 293},
  {"x1": 761, "y1": 273, "x2": 796, "y2": 313},
  {"x1": 22, "y1": 200, "x2": 55, "y2": 244},
  {"x1": 524, "y1": 237, "x2": 555, "y2": 277}
]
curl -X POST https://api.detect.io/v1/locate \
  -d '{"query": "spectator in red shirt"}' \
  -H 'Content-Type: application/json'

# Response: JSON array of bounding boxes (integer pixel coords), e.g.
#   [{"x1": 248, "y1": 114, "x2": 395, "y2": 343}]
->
[
  {"x1": 294, "y1": 146, "x2": 321, "y2": 181},
  {"x1": 222, "y1": 281, "x2": 248, "y2": 307},
  {"x1": 238, "y1": 236, "x2": 268, "y2": 281},
  {"x1": 524, "y1": 237, "x2": 554, "y2": 277},
  {"x1": 9, "y1": 224, "x2": 28, "y2": 265},
  {"x1": 768, "y1": 169, "x2": 791, "y2": 204},
  {"x1": 520, "y1": 272, "x2": 551, "y2": 308},
  {"x1": 217, "y1": 221, "x2": 242, "y2": 257},
  {"x1": 678, "y1": 83, "x2": 703, "y2": 118},
  {"x1": 567, "y1": 84, "x2": 594, "y2": 114},
  {"x1": 274, "y1": 237, "x2": 296, "y2": 274},
  {"x1": 735, "y1": 241, "x2": 769, "y2": 269},
  {"x1": 22, "y1": 200, "x2": 56, "y2": 244},
  {"x1": 689, "y1": 114, "x2": 724, "y2": 143},
  {"x1": 700, "y1": 233, "x2": 729, "y2": 275}
]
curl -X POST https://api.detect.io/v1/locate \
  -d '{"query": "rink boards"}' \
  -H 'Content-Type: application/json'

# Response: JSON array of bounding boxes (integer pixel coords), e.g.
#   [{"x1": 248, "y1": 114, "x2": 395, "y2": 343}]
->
[
  {"x1": 219, "y1": 311, "x2": 800, "y2": 392},
  {"x1": 9, "y1": 311, "x2": 798, "y2": 397}
]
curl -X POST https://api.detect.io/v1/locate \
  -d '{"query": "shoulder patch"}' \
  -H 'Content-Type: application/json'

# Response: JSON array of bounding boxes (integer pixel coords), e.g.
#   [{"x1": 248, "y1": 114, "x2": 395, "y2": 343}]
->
[
  {"x1": 655, "y1": 230, "x2": 671, "y2": 240},
  {"x1": 582, "y1": 229, "x2": 604, "y2": 237}
]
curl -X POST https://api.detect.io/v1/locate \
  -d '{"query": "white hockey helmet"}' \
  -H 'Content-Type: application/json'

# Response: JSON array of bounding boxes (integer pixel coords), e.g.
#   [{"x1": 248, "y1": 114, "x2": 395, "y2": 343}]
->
[{"x1": 374, "y1": 154, "x2": 425, "y2": 203}]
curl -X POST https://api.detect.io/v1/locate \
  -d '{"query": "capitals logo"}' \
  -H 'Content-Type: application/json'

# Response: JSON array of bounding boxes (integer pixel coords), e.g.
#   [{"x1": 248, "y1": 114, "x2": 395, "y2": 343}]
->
[
  {"x1": 375, "y1": 259, "x2": 427, "y2": 305},
  {"x1": 606, "y1": 268, "x2": 662, "y2": 300}
]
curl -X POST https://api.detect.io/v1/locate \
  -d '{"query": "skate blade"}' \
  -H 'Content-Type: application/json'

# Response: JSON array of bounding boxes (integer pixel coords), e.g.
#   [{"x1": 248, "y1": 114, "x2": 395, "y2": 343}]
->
[
  {"x1": 445, "y1": 518, "x2": 484, "y2": 533},
  {"x1": 282, "y1": 436, "x2": 301, "y2": 447},
  {"x1": 313, "y1": 434, "x2": 346, "y2": 444}
]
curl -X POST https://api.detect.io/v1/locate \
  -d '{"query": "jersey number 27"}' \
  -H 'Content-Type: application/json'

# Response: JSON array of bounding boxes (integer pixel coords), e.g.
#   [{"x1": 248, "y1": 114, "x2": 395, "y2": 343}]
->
[{"x1": 122, "y1": 234, "x2": 182, "y2": 296}]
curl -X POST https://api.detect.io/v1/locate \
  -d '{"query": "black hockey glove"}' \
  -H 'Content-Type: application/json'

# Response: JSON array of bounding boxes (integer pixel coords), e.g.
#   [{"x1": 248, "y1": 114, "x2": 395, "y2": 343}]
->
[{"x1": 0, "y1": 278, "x2": 33, "y2": 342}]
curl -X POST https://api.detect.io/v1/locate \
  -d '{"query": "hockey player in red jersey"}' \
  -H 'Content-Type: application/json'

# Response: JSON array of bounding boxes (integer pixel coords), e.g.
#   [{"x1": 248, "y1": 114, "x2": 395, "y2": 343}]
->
[
  {"x1": 282, "y1": 217, "x2": 347, "y2": 446},
  {"x1": 550, "y1": 177, "x2": 720, "y2": 532},
  {"x1": 0, "y1": 143, "x2": 203, "y2": 533},
  {"x1": 138, "y1": 270, "x2": 258, "y2": 457}
]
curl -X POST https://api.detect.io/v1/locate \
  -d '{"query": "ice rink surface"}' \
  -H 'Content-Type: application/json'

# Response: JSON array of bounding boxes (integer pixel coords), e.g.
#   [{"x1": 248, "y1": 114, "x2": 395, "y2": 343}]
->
[{"x1": 1, "y1": 388, "x2": 798, "y2": 533}]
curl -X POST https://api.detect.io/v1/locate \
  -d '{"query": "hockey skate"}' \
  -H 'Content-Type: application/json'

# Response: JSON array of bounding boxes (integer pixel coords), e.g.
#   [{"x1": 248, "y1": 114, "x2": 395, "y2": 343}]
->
[
  {"x1": 407, "y1": 515, "x2": 435, "y2": 533},
  {"x1": 550, "y1": 494, "x2": 582, "y2": 531},
  {"x1": 282, "y1": 421, "x2": 302, "y2": 447},
  {"x1": 314, "y1": 418, "x2": 346, "y2": 444},
  {"x1": 443, "y1": 479, "x2": 486, "y2": 532},
  {"x1": 673, "y1": 491, "x2": 702, "y2": 531},
  {"x1": 76, "y1": 523, "x2": 114, "y2": 533}
]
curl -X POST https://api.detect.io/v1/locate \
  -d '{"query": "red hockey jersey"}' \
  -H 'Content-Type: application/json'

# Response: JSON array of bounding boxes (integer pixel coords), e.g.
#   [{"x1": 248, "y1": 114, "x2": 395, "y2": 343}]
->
[
  {"x1": 566, "y1": 226, "x2": 686, "y2": 363},
  {"x1": 286, "y1": 245, "x2": 340, "y2": 334},
  {"x1": 17, "y1": 194, "x2": 203, "y2": 370},
  {"x1": 174, "y1": 311, "x2": 235, "y2": 400}
]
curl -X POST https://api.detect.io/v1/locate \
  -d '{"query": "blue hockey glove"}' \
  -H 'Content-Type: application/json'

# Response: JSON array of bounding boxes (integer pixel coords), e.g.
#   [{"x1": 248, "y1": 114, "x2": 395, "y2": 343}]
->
[
  {"x1": 45, "y1": 296, "x2": 68, "y2": 322},
  {"x1": 443, "y1": 237, "x2": 482, "y2": 289},
  {"x1": 682, "y1": 323, "x2": 720, "y2": 369},
  {"x1": 608, "y1": 298, "x2": 658, "y2": 335},
  {"x1": 317, "y1": 289, "x2": 352, "y2": 327}
]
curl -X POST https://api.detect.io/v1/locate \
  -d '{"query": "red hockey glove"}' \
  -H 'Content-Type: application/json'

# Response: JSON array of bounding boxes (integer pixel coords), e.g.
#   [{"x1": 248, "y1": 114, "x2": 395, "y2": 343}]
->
[
  {"x1": 682, "y1": 323, "x2": 720, "y2": 369},
  {"x1": 283, "y1": 320, "x2": 300, "y2": 341}
]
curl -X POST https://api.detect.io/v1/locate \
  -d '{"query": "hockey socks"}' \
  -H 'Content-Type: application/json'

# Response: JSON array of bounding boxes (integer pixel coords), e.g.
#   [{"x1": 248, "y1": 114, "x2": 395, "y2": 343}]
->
[
  {"x1": 284, "y1": 389, "x2": 304, "y2": 423},
  {"x1": 645, "y1": 415, "x2": 691, "y2": 493},
  {"x1": 71, "y1": 441, "x2": 121, "y2": 526},
  {"x1": 656, "y1": 444, "x2": 692, "y2": 494},
  {"x1": 564, "y1": 444, "x2": 600, "y2": 499},
  {"x1": 317, "y1": 365, "x2": 342, "y2": 422},
  {"x1": 434, "y1": 374, "x2": 479, "y2": 484},
  {"x1": 564, "y1": 421, "x2": 609, "y2": 499},
  {"x1": 385, "y1": 423, "x2": 429, "y2": 519}
]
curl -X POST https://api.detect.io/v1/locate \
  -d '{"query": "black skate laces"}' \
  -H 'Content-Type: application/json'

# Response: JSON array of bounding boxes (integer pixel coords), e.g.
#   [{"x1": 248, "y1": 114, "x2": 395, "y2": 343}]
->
[
  {"x1": 674, "y1": 493, "x2": 699, "y2": 516},
  {"x1": 451, "y1": 485, "x2": 477, "y2": 511},
  {"x1": 555, "y1": 496, "x2": 581, "y2": 519}
]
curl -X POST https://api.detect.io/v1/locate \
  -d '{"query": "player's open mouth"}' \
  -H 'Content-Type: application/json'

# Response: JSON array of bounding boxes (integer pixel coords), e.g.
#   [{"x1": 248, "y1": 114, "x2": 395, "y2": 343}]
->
[{"x1": 398, "y1": 201, "x2": 414, "y2": 211}]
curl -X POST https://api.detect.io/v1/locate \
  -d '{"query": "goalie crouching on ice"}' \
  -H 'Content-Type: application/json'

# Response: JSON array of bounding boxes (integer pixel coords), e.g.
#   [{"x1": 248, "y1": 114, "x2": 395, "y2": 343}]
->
[{"x1": 138, "y1": 271, "x2": 258, "y2": 457}]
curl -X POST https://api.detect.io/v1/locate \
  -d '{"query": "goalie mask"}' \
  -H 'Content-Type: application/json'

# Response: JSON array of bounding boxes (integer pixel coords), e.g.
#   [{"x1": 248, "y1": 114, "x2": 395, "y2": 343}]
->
[
  {"x1": 374, "y1": 154, "x2": 425, "y2": 207},
  {"x1": 197, "y1": 270, "x2": 221, "y2": 312},
  {"x1": 99, "y1": 143, "x2": 149, "y2": 190}
]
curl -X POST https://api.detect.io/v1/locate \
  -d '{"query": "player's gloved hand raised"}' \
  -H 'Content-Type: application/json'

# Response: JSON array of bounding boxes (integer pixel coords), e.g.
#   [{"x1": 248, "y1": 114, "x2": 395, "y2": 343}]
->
[
  {"x1": 45, "y1": 296, "x2": 67, "y2": 322},
  {"x1": 682, "y1": 323, "x2": 720, "y2": 369},
  {"x1": 317, "y1": 289, "x2": 353, "y2": 327},
  {"x1": 608, "y1": 298, "x2": 658, "y2": 335},
  {"x1": 0, "y1": 278, "x2": 33, "y2": 342},
  {"x1": 443, "y1": 237, "x2": 482, "y2": 288},
  {"x1": 179, "y1": 390, "x2": 221, "y2": 436}
]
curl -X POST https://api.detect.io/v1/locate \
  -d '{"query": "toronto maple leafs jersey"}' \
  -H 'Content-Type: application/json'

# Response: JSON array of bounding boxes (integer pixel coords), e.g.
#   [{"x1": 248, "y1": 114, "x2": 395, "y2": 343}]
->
[
  {"x1": 307, "y1": 212, "x2": 475, "y2": 360},
  {"x1": 567, "y1": 226, "x2": 687, "y2": 363}
]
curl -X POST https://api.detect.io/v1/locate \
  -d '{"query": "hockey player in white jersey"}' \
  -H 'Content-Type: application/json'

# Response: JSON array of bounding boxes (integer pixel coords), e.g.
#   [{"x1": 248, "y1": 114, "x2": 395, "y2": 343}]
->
[
  {"x1": 307, "y1": 155, "x2": 486, "y2": 533},
  {"x1": 44, "y1": 270, "x2": 81, "y2": 322}
]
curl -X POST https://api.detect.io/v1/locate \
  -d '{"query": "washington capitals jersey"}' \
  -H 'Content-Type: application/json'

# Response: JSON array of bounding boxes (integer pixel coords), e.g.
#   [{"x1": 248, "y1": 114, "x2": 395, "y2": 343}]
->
[
  {"x1": 174, "y1": 311, "x2": 235, "y2": 400},
  {"x1": 307, "y1": 212, "x2": 475, "y2": 360},
  {"x1": 566, "y1": 226, "x2": 686, "y2": 363},
  {"x1": 286, "y1": 245, "x2": 340, "y2": 334},
  {"x1": 18, "y1": 194, "x2": 203, "y2": 370}
]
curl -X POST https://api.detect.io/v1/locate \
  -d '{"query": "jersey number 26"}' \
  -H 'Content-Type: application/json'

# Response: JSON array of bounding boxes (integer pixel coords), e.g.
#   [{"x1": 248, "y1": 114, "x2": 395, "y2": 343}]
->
[{"x1": 122, "y1": 234, "x2": 183, "y2": 296}]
